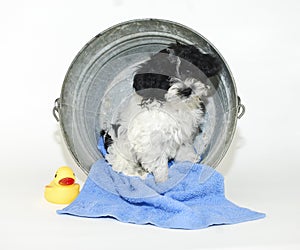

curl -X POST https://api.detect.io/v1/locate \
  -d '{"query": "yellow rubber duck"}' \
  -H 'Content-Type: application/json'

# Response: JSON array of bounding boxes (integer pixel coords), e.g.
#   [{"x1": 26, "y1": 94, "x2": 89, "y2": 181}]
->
[{"x1": 44, "y1": 166, "x2": 80, "y2": 204}]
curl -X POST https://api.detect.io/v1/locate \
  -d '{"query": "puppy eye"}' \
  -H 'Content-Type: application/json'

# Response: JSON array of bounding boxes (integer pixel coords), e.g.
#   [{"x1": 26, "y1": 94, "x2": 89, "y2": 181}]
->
[{"x1": 178, "y1": 87, "x2": 192, "y2": 97}]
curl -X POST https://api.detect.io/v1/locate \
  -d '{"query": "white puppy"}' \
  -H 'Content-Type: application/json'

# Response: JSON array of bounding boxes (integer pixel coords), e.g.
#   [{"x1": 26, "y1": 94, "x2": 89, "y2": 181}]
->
[
  {"x1": 102, "y1": 42, "x2": 221, "y2": 182},
  {"x1": 104, "y1": 78, "x2": 209, "y2": 182}
]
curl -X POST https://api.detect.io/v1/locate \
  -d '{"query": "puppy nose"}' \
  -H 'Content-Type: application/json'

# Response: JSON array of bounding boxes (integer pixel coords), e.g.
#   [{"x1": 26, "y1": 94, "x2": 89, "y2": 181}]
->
[{"x1": 179, "y1": 87, "x2": 193, "y2": 97}]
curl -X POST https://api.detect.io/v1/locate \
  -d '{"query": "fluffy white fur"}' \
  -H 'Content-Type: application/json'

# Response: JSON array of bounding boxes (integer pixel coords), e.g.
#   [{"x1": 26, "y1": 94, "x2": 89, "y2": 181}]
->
[{"x1": 105, "y1": 77, "x2": 209, "y2": 182}]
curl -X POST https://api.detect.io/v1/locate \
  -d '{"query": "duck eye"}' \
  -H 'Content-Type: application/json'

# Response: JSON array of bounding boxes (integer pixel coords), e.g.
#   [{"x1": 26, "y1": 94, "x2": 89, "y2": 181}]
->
[{"x1": 54, "y1": 174, "x2": 57, "y2": 178}]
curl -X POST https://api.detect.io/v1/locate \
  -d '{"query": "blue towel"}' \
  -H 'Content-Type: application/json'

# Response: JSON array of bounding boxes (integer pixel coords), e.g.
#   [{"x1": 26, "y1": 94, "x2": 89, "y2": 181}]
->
[{"x1": 57, "y1": 159, "x2": 265, "y2": 229}]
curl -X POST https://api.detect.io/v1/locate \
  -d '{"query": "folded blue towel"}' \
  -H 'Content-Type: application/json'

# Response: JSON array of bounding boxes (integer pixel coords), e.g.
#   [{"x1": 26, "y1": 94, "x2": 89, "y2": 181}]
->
[{"x1": 57, "y1": 159, "x2": 265, "y2": 229}]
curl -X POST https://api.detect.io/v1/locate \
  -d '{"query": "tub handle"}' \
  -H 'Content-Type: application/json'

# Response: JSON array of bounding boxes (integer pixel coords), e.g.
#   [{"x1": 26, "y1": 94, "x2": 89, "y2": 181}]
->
[
  {"x1": 237, "y1": 96, "x2": 245, "y2": 119},
  {"x1": 53, "y1": 98, "x2": 60, "y2": 122}
]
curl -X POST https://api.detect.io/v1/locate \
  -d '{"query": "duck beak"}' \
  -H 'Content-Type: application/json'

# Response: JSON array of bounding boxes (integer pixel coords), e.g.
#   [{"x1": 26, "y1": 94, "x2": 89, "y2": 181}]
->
[{"x1": 58, "y1": 177, "x2": 75, "y2": 186}]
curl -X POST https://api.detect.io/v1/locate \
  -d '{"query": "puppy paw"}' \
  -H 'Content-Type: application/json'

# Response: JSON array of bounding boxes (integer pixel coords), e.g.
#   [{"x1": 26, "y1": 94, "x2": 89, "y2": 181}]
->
[{"x1": 152, "y1": 166, "x2": 168, "y2": 183}]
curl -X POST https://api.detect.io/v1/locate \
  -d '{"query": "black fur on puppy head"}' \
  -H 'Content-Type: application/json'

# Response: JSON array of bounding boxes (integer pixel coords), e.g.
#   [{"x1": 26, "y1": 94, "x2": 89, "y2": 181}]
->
[{"x1": 133, "y1": 42, "x2": 222, "y2": 100}]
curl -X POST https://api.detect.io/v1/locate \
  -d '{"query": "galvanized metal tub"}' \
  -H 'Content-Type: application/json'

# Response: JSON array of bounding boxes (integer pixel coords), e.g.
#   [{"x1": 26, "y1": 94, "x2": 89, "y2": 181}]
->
[{"x1": 54, "y1": 19, "x2": 244, "y2": 175}]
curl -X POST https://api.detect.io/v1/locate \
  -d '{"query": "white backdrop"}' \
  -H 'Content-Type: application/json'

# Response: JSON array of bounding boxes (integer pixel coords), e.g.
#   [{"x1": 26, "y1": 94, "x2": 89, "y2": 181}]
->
[{"x1": 0, "y1": 0, "x2": 299, "y2": 249}]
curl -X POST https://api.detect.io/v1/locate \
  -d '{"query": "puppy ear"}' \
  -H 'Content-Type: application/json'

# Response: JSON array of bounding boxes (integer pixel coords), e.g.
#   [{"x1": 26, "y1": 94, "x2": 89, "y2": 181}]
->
[{"x1": 133, "y1": 73, "x2": 171, "y2": 100}]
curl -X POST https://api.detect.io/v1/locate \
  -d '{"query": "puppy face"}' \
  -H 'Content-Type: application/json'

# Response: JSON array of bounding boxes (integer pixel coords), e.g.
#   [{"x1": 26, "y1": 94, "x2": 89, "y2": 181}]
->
[{"x1": 165, "y1": 78, "x2": 210, "y2": 102}]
